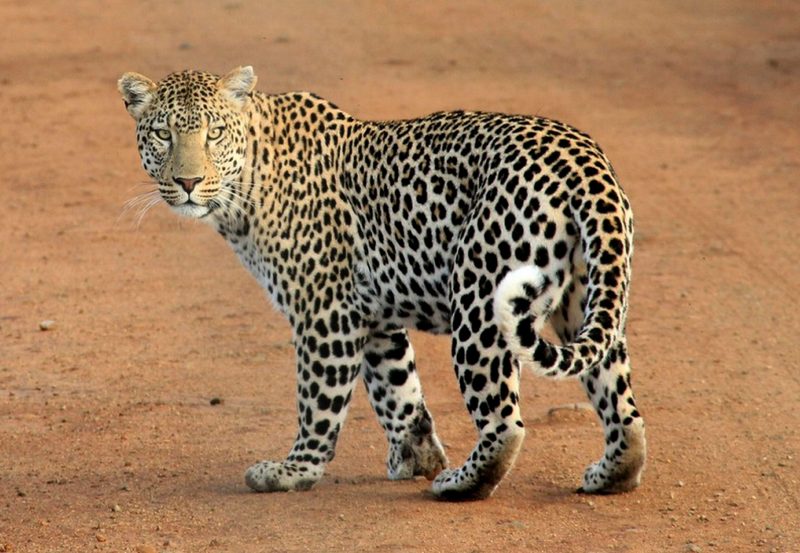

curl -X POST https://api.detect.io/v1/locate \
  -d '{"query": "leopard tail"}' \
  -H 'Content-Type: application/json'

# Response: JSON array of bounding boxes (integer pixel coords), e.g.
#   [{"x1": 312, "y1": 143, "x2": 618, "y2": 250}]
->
[{"x1": 494, "y1": 180, "x2": 633, "y2": 379}]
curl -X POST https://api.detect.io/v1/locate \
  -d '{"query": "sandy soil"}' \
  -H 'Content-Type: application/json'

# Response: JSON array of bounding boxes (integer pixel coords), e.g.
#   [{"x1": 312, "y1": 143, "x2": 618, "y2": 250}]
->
[{"x1": 1, "y1": 1, "x2": 799, "y2": 551}]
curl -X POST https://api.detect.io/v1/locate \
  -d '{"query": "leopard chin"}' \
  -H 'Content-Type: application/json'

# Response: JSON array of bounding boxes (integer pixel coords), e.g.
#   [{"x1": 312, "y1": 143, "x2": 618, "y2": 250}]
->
[{"x1": 169, "y1": 201, "x2": 213, "y2": 219}]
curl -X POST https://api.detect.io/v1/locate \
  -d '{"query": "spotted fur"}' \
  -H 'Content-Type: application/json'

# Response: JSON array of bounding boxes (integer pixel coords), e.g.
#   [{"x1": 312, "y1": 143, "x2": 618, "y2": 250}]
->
[{"x1": 119, "y1": 67, "x2": 646, "y2": 500}]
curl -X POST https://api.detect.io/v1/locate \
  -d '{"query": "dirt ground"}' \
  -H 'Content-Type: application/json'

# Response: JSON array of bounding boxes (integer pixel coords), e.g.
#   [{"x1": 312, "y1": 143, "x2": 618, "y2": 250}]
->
[{"x1": 1, "y1": 1, "x2": 799, "y2": 551}]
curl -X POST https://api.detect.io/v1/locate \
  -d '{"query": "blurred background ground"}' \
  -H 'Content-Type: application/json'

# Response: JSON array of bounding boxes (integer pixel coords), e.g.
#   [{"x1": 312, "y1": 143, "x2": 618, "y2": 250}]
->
[{"x1": 1, "y1": 1, "x2": 798, "y2": 551}]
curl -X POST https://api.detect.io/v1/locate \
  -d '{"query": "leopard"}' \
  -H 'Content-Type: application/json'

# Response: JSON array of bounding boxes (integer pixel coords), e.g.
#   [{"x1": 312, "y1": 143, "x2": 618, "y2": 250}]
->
[{"x1": 118, "y1": 66, "x2": 646, "y2": 500}]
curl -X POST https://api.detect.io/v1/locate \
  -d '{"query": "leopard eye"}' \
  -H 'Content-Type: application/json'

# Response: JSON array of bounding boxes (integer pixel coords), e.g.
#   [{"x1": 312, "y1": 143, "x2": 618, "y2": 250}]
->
[
  {"x1": 152, "y1": 128, "x2": 172, "y2": 142},
  {"x1": 207, "y1": 126, "x2": 225, "y2": 141}
]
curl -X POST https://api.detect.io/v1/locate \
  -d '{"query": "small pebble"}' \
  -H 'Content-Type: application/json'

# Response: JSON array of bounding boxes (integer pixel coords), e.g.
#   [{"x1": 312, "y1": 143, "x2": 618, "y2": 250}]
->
[
  {"x1": 111, "y1": 504, "x2": 121, "y2": 512},
  {"x1": 686, "y1": 544, "x2": 702, "y2": 552},
  {"x1": 135, "y1": 546, "x2": 157, "y2": 553},
  {"x1": 39, "y1": 320, "x2": 56, "y2": 331},
  {"x1": 210, "y1": 397, "x2": 223, "y2": 406},
  {"x1": 95, "y1": 534, "x2": 107, "y2": 543}
]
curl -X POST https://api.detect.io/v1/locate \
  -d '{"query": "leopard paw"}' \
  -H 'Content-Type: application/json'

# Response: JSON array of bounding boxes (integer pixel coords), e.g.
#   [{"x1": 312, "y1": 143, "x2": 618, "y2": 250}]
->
[{"x1": 244, "y1": 460, "x2": 322, "y2": 492}]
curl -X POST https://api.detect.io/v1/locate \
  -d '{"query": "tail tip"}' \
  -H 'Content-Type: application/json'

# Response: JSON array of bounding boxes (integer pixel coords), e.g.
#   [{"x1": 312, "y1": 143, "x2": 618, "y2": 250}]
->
[
  {"x1": 494, "y1": 266, "x2": 547, "y2": 329},
  {"x1": 495, "y1": 265, "x2": 546, "y2": 305}
]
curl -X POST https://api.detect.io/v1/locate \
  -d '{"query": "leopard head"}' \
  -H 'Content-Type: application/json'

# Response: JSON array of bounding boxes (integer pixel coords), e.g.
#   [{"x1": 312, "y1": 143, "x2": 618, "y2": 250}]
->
[{"x1": 118, "y1": 67, "x2": 257, "y2": 219}]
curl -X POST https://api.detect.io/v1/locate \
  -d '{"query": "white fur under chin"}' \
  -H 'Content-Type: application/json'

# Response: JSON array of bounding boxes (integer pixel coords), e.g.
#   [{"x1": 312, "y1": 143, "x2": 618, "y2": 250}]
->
[{"x1": 172, "y1": 203, "x2": 211, "y2": 219}]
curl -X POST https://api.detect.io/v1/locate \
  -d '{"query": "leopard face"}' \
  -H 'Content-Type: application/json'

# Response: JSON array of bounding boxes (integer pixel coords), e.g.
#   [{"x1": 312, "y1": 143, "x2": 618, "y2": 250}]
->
[{"x1": 118, "y1": 67, "x2": 256, "y2": 219}]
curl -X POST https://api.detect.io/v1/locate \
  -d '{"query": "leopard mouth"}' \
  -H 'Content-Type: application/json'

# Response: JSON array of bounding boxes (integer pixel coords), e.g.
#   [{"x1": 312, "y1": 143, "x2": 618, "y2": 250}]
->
[{"x1": 171, "y1": 199, "x2": 212, "y2": 219}]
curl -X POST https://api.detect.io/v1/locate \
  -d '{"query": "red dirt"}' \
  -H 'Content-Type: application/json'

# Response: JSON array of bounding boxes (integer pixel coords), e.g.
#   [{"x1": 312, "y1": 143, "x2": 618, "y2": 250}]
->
[{"x1": 2, "y1": 1, "x2": 799, "y2": 551}]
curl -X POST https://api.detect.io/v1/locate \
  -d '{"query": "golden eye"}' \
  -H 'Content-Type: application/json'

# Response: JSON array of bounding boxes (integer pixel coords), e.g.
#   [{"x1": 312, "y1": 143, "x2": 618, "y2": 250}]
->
[
  {"x1": 207, "y1": 126, "x2": 225, "y2": 141},
  {"x1": 152, "y1": 128, "x2": 172, "y2": 141}
]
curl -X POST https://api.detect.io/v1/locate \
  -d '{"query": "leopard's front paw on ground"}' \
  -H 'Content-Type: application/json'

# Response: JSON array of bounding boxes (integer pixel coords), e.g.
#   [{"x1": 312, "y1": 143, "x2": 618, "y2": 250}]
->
[{"x1": 244, "y1": 460, "x2": 322, "y2": 493}]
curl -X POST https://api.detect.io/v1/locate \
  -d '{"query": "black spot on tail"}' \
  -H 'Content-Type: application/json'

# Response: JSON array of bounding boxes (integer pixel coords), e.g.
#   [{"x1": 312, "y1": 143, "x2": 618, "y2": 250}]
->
[
  {"x1": 533, "y1": 341, "x2": 557, "y2": 369},
  {"x1": 516, "y1": 316, "x2": 536, "y2": 348}
]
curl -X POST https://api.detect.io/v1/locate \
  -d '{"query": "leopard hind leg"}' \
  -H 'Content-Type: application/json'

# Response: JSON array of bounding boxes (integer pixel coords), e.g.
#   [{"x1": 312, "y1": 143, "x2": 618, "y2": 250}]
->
[
  {"x1": 550, "y1": 273, "x2": 646, "y2": 493},
  {"x1": 363, "y1": 327, "x2": 447, "y2": 481}
]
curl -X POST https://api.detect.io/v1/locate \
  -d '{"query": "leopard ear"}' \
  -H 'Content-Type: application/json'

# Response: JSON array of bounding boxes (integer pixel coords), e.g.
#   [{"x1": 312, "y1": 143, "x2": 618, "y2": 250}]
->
[
  {"x1": 118, "y1": 72, "x2": 156, "y2": 119},
  {"x1": 217, "y1": 66, "x2": 257, "y2": 109}
]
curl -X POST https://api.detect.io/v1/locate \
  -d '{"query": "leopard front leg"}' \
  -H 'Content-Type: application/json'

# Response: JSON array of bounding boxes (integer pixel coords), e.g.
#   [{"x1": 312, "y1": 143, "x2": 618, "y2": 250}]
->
[
  {"x1": 245, "y1": 310, "x2": 368, "y2": 493},
  {"x1": 362, "y1": 327, "x2": 447, "y2": 481}
]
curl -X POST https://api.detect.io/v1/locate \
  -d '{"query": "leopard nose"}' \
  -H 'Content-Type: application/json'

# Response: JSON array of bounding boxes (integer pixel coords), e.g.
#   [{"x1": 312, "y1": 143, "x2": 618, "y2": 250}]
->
[{"x1": 173, "y1": 176, "x2": 204, "y2": 193}]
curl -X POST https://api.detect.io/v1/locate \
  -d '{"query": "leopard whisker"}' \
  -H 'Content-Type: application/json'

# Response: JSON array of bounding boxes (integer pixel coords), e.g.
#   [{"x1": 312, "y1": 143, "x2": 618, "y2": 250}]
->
[
  {"x1": 119, "y1": 189, "x2": 162, "y2": 224},
  {"x1": 122, "y1": 189, "x2": 160, "y2": 208},
  {"x1": 219, "y1": 186, "x2": 256, "y2": 209},
  {"x1": 212, "y1": 193, "x2": 248, "y2": 218},
  {"x1": 134, "y1": 196, "x2": 163, "y2": 228},
  {"x1": 223, "y1": 192, "x2": 255, "y2": 209},
  {"x1": 126, "y1": 182, "x2": 160, "y2": 193}
]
